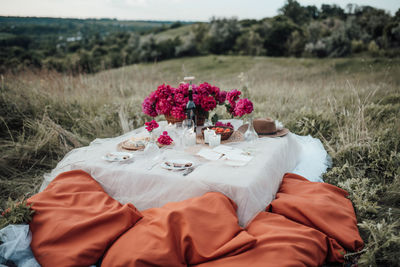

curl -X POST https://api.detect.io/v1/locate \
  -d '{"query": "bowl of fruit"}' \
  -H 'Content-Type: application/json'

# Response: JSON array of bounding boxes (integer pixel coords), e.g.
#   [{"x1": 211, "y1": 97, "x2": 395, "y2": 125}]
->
[{"x1": 201, "y1": 126, "x2": 234, "y2": 141}]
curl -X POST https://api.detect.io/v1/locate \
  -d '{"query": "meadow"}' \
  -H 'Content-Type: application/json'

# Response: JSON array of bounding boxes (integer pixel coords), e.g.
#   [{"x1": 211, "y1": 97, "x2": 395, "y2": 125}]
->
[{"x1": 0, "y1": 55, "x2": 399, "y2": 266}]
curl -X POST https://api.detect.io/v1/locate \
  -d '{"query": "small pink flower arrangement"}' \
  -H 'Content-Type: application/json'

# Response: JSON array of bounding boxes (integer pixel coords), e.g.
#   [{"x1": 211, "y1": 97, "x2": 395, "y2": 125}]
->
[
  {"x1": 145, "y1": 120, "x2": 159, "y2": 132},
  {"x1": 157, "y1": 131, "x2": 173, "y2": 145},
  {"x1": 225, "y1": 89, "x2": 253, "y2": 117},
  {"x1": 234, "y1": 98, "x2": 254, "y2": 117}
]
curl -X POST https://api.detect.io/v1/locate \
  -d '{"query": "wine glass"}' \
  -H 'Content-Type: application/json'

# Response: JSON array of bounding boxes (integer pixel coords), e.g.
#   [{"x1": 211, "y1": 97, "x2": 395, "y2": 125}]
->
[{"x1": 182, "y1": 119, "x2": 195, "y2": 133}]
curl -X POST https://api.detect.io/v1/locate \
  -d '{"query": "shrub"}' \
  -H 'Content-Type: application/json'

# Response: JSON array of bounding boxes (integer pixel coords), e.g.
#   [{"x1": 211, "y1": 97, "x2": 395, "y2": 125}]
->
[
  {"x1": 333, "y1": 141, "x2": 399, "y2": 185},
  {"x1": 261, "y1": 16, "x2": 301, "y2": 57},
  {"x1": 338, "y1": 178, "x2": 383, "y2": 219},
  {"x1": 368, "y1": 40, "x2": 380, "y2": 56},
  {"x1": 286, "y1": 112, "x2": 334, "y2": 140},
  {"x1": 0, "y1": 199, "x2": 35, "y2": 229},
  {"x1": 234, "y1": 30, "x2": 265, "y2": 56},
  {"x1": 304, "y1": 40, "x2": 328, "y2": 57},
  {"x1": 206, "y1": 17, "x2": 241, "y2": 55},
  {"x1": 358, "y1": 217, "x2": 400, "y2": 266},
  {"x1": 351, "y1": 40, "x2": 365, "y2": 53},
  {"x1": 365, "y1": 103, "x2": 400, "y2": 123}
]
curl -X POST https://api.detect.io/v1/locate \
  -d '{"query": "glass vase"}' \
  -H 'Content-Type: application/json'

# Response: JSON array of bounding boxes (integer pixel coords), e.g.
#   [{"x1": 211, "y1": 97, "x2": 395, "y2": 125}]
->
[{"x1": 244, "y1": 115, "x2": 258, "y2": 143}]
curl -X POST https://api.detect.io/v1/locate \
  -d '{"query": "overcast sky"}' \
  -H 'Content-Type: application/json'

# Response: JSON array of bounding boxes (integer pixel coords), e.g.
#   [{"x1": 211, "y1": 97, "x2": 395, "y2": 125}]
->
[{"x1": 0, "y1": 0, "x2": 399, "y2": 21}]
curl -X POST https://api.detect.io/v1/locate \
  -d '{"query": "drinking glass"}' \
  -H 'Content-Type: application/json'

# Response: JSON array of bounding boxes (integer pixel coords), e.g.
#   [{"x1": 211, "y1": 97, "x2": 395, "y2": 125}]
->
[
  {"x1": 182, "y1": 119, "x2": 196, "y2": 147},
  {"x1": 144, "y1": 132, "x2": 160, "y2": 159},
  {"x1": 173, "y1": 122, "x2": 184, "y2": 150},
  {"x1": 182, "y1": 119, "x2": 195, "y2": 132}
]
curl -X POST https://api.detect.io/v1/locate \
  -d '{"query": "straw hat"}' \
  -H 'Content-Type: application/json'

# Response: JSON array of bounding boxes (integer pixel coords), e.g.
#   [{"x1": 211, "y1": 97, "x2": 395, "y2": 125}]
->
[{"x1": 238, "y1": 118, "x2": 289, "y2": 138}]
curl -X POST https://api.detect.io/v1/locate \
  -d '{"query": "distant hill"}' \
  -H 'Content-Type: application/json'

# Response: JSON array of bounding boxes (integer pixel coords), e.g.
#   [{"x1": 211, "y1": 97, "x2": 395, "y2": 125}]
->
[
  {"x1": 1, "y1": 1, "x2": 399, "y2": 74},
  {"x1": 0, "y1": 16, "x2": 196, "y2": 73},
  {"x1": 0, "y1": 16, "x2": 194, "y2": 38}
]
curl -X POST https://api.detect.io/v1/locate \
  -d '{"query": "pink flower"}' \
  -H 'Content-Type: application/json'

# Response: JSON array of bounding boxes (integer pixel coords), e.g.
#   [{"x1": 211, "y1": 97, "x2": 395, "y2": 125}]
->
[
  {"x1": 228, "y1": 101, "x2": 236, "y2": 116},
  {"x1": 158, "y1": 131, "x2": 173, "y2": 145},
  {"x1": 142, "y1": 96, "x2": 157, "y2": 117},
  {"x1": 217, "y1": 91, "x2": 227, "y2": 104},
  {"x1": 156, "y1": 84, "x2": 173, "y2": 100},
  {"x1": 145, "y1": 120, "x2": 159, "y2": 132},
  {"x1": 148, "y1": 91, "x2": 157, "y2": 102},
  {"x1": 201, "y1": 95, "x2": 217, "y2": 112},
  {"x1": 215, "y1": 121, "x2": 234, "y2": 129},
  {"x1": 170, "y1": 106, "x2": 186, "y2": 119},
  {"x1": 174, "y1": 92, "x2": 188, "y2": 106},
  {"x1": 226, "y1": 89, "x2": 241, "y2": 105},
  {"x1": 193, "y1": 84, "x2": 207, "y2": 97},
  {"x1": 155, "y1": 98, "x2": 172, "y2": 115},
  {"x1": 234, "y1": 98, "x2": 253, "y2": 117},
  {"x1": 177, "y1": 83, "x2": 189, "y2": 95}
]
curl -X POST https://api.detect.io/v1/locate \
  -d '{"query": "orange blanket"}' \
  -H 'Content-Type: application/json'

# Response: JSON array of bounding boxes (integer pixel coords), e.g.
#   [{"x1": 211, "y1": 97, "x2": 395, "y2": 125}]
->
[
  {"x1": 28, "y1": 171, "x2": 363, "y2": 267},
  {"x1": 269, "y1": 173, "x2": 364, "y2": 254},
  {"x1": 28, "y1": 170, "x2": 143, "y2": 267},
  {"x1": 102, "y1": 192, "x2": 257, "y2": 266},
  {"x1": 194, "y1": 173, "x2": 364, "y2": 267}
]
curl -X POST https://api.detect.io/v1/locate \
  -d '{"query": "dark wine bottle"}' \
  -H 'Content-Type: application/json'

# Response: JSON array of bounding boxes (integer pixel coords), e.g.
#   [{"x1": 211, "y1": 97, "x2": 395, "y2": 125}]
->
[{"x1": 185, "y1": 81, "x2": 196, "y2": 130}]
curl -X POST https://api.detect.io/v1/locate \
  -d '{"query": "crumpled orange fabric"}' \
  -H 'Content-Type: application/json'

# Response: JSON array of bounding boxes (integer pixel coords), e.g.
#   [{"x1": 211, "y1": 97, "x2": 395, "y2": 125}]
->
[
  {"x1": 194, "y1": 173, "x2": 363, "y2": 267},
  {"x1": 27, "y1": 171, "x2": 363, "y2": 267},
  {"x1": 194, "y1": 211, "x2": 332, "y2": 267},
  {"x1": 28, "y1": 170, "x2": 143, "y2": 267},
  {"x1": 269, "y1": 173, "x2": 364, "y2": 258},
  {"x1": 101, "y1": 192, "x2": 257, "y2": 266}
]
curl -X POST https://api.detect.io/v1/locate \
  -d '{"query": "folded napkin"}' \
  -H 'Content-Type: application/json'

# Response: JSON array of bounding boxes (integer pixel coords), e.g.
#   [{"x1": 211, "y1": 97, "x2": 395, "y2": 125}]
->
[
  {"x1": 197, "y1": 148, "x2": 223, "y2": 161},
  {"x1": 197, "y1": 145, "x2": 253, "y2": 166},
  {"x1": 223, "y1": 153, "x2": 253, "y2": 162}
]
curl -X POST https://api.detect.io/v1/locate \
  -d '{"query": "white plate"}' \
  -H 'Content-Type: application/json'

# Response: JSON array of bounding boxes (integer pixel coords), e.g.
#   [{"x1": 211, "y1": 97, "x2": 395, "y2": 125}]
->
[
  {"x1": 161, "y1": 159, "x2": 195, "y2": 170},
  {"x1": 103, "y1": 152, "x2": 133, "y2": 162}
]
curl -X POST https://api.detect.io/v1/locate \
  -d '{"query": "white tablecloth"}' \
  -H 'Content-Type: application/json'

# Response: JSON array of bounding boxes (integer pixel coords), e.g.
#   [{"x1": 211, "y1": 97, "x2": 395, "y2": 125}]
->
[{"x1": 41, "y1": 120, "x2": 302, "y2": 226}]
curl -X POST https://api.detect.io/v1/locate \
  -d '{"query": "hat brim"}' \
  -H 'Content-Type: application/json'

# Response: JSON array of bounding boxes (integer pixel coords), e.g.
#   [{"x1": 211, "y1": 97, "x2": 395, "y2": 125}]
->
[{"x1": 237, "y1": 124, "x2": 289, "y2": 138}]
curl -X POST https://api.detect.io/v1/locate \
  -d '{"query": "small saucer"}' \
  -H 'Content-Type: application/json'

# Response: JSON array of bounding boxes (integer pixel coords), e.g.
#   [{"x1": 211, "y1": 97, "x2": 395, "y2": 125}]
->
[
  {"x1": 103, "y1": 152, "x2": 133, "y2": 162},
  {"x1": 160, "y1": 159, "x2": 195, "y2": 170}
]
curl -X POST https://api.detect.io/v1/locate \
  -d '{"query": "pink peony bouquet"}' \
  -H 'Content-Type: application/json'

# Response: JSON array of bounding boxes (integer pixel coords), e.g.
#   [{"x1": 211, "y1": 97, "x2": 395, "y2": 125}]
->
[
  {"x1": 142, "y1": 82, "x2": 226, "y2": 120},
  {"x1": 142, "y1": 82, "x2": 253, "y2": 121},
  {"x1": 157, "y1": 131, "x2": 173, "y2": 145},
  {"x1": 145, "y1": 120, "x2": 159, "y2": 132}
]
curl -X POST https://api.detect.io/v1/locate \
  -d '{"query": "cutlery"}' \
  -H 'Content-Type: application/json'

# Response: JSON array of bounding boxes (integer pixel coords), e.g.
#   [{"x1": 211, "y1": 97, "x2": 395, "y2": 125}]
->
[
  {"x1": 147, "y1": 161, "x2": 159, "y2": 170},
  {"x1": 182, "y1": 167, "x2": 195, "y2": 176}
]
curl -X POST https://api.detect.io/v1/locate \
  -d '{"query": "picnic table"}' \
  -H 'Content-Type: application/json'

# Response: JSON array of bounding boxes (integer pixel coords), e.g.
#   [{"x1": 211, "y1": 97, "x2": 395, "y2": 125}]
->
[
  {"x1": 41, "y1": 120, "x2": 301, "y2": 226},
  {"x1": 3, "y1": 120, "x2": 364, "y2": 267}
]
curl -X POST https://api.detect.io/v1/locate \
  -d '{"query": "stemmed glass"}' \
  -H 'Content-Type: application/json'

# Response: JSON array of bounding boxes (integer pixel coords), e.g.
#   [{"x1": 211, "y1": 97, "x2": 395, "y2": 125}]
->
[
  {"x1": 182, "y1": 119, "x2": 195, "y2": 132},
  {"x1": 182, "y1": 119, "x2": 196, "y2": 147},
  {"x1": 144, "y1": 131, "x2": 160, "y2": 159}
]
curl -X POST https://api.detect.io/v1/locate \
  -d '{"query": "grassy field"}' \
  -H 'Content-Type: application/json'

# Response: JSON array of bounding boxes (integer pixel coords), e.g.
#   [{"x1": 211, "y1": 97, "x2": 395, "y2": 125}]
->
[{"x1": 1, "y1": 55, "x2": 399, "y2": 266}]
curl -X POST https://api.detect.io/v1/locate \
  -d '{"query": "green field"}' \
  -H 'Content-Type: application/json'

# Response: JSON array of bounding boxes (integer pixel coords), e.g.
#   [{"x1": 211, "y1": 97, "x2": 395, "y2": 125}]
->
[{"x1": 1, "y1": 56, "x2": 399, "y2": 265}]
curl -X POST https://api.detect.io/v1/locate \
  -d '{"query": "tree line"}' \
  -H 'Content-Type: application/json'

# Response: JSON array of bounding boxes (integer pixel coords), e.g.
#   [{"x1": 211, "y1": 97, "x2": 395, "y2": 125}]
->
[{"x1": 0, "y1": 0, "x2": 399, "y2": 74}]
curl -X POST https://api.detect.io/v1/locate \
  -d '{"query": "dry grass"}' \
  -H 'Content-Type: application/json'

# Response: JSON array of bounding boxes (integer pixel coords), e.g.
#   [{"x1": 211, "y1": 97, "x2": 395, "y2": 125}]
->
[{"x1": 1, "y1": 55, "x2": 399, "y2": 266}]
